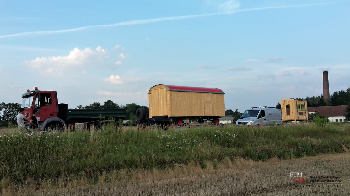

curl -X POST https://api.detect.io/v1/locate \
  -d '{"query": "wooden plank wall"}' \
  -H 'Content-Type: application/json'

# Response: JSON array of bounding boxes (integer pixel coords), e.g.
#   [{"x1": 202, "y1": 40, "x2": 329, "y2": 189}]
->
[
  {"x1": 149, "y1": 85, "x2": 168, "y2": 118},
  {"x1": 149, "y1": 84, "x2": 225, "y2": 118},
  {"x1": 280, "y1": 99, "x2": 308, "y2": 122},
  {"x1": 169, "y1": 91, "x2": 225, "y2": 117}
]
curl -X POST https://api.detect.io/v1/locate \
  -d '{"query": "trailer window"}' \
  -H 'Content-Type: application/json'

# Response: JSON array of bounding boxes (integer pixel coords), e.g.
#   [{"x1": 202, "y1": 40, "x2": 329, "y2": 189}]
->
[
  {"x1": 286, "y1": 104, "x2": 290, "y2": 115},
  {"x1": 297, "y1": 104, "x2": 306, "y2": 111}
]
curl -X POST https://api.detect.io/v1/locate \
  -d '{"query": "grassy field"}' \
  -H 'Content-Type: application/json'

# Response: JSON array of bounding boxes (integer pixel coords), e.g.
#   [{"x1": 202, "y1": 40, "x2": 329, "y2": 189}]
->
[
  {"x1": 4, "y1": 152, "x2": 346, "y2": 196},
  {"x1": 0, "y1": 123, "x2": 350, "y2": 195}
]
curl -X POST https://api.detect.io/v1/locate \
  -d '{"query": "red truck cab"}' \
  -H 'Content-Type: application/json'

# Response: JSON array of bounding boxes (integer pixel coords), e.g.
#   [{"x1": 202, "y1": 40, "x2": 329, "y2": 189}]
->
[{"x1": 22, "y1": 87, "x2": 58, "y2": 126}]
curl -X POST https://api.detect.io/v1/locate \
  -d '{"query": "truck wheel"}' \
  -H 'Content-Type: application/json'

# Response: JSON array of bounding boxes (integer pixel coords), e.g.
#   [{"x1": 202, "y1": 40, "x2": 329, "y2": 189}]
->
[
  {"x1": 45, "y1": 122, "x2": 64, "y2": 132},
  {"x1": 136, "y1": 108, "x2": 145, "y2": 121}
]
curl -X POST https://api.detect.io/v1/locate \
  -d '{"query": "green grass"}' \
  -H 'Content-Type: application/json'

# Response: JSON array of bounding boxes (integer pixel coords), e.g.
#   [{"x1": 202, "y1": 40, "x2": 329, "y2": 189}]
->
[{"x1": 0, "y1": 123, "x2": 350, "y2": 186}]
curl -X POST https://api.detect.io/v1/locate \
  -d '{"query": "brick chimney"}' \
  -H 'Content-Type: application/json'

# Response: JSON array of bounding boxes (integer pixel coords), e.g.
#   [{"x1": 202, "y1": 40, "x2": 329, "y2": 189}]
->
[{"x1": 323, "y1": 71, "x2": 330, "y2": 99}]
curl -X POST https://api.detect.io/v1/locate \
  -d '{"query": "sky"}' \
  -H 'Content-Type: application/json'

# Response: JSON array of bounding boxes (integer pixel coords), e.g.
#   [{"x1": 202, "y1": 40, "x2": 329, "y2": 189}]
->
[{"x1": 0, "y1": 0, "x2": 349, "y2": 112}]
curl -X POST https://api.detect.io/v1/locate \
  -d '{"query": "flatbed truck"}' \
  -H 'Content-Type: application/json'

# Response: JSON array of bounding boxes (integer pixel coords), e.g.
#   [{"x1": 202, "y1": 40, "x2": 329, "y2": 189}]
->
[{"x1": 21, "y1": 87, "x2": 126, "y2": 130}]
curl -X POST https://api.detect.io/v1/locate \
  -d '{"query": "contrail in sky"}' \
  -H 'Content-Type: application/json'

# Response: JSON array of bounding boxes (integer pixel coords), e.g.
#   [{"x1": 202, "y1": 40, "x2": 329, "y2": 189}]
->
[{"x1": 0, "y1": 2, "x2": 333, "y2": 39}]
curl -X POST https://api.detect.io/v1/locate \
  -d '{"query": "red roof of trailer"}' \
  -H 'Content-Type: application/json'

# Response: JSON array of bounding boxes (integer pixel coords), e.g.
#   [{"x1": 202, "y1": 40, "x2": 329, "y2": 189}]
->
[{"x1": 164, "y1": 85, "x2": 224, "y2": 94}]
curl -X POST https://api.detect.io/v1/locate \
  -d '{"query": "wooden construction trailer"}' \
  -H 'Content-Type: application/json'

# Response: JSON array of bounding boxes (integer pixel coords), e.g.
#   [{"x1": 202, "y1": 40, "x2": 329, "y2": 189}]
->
[
  {"x1": 280, "y1": 99, "x2": 308, "y2": 123},
  {"x1": 137, "y1": 84, "x2": 225, "y2": 126}
]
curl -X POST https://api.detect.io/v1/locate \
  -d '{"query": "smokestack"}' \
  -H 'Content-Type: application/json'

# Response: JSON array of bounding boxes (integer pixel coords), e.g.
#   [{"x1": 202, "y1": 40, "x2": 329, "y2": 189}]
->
[{"x1": 323, "y1": 71, "x2": 330, "y2": 99}]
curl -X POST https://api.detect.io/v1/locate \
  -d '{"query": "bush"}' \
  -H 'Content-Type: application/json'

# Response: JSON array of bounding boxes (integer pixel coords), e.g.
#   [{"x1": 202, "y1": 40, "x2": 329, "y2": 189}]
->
[{"x1": 314, "y1": 116, "x2": 328, "y2": 126}]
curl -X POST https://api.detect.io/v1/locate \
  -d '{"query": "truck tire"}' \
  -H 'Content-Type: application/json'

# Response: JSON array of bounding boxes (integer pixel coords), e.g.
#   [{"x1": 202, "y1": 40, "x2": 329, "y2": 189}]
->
[
  {"x1": 136, "y1": 108, "x2": 145, "y2": 121},
  {"x1": 45, "y1": 122, "x2": 64, "y2": 132}
]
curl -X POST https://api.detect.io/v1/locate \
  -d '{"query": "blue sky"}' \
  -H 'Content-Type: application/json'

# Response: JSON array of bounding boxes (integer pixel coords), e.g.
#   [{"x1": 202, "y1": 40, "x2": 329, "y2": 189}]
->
[{"x1": 0, "y1": 0, "x2": 349, "y2": 111}]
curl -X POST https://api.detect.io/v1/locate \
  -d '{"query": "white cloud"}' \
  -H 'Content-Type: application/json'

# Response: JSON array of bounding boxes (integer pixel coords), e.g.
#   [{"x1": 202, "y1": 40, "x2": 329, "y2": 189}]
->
[
  {"x1": 114, "y1": 45, "x2": 126, "y2": 52},
  {"x1": 115, "y1": 61, "x2": 122, "y2": 66},
  {"x1": 0, "y1": 2, "x2": 333, "y2": 39},
  {"x1": 26, "y1": 46, "x2": 109, "y2": 75},
  {"x1": 244, "y1": 59, "x2": 261, "y2": 64},
  {"x1": 104, "y1": 75, "x2": 124, "y2": 84},
  {"x1": 266, "y1": 57, "x2": 284, "y2": 64},
  {"x1": 299, "y1": 70, "x2": 306, "y2": 76},
  {"x1": 119, "y1": 53, "x2": 129, "y2": 59},
  {"x1": 258, "y1": 73, "x2": 276, "y2": 80},
  {"x1": 96, "y1": 91, "x2": 144, "y2": 98},
  {"x1": 96, "y1": 91, "x2": 113, "y2": 96},
  {"x1": 218, "y1": 0, "x2": 240, "y2": 14},
  {"x1": 83, "y1": 71, "x2": 87, "y2": 75},
  {"x1": 197, "y1": 64, "x2": 215, "y2": 69},
  {"x1": 245, "y1": 57, "x2": 284, "y2": 64},
  {"x1": 280, "y1": 71, "x2": 292, "y2": 76},
  {"x1": 224, "y1": 66, "x2": 253, "y2": 71}
]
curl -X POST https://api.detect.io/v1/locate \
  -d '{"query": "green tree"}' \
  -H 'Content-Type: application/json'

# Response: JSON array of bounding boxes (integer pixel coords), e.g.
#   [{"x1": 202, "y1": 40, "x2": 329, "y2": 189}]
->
[
  {"x1": 102, "y1": 100, "x2": 120, "y2": 109},
  {"x1": 85, "y1": 102, "x2": 101, "y2": 109},
  {"x1": 76, "y1": 105, "x2": 84, "y2": 109},
  {"x1": 276, "y1": 103, "x2": 281, "y2": 109},
  {"x1": 308, "y1": 112, "x2": 328, "y2": 123},
  {"x1": 225, "y1": 109, "x2": 234, "y2": 116},
  {"x1": 232, "y1": 109, "x2": 242, "y2": 124},
  {"x1": 306, "y1": 95, "x2": 328, "y2": 107},
  {"x1": 330, "y1": 90, "x2": 350, "y2": 106},
  {"x1": 0, "y1": 102, "x2": 21, "y2": 127},
  {"x1": 125, "y1": 103, "x2": 140, "y2": 122},
  {"x1": 346, "y1": 104, "x2": 350, "y2": 121}
]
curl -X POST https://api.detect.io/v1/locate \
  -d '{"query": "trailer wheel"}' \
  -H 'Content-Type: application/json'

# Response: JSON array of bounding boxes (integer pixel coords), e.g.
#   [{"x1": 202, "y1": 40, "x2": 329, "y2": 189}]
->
[{"x1": 213, "y1": 119, "x2": 219, "y2": 125}]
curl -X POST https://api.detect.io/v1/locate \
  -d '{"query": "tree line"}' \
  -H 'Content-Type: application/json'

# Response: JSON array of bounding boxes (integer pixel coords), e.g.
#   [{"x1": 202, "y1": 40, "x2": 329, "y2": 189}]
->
[
  {"x1": 306, "y1": 88, "x2": 350, "y2": 120},
  {"x1": 306, "y1": 88, "x2": 350, "y2": 107}
]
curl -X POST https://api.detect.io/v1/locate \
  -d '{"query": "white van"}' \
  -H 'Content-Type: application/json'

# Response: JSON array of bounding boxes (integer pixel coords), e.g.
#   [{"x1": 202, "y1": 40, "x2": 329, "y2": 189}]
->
[{"x1": 236, "y1": 107, "x2": 282, "y2": 125}]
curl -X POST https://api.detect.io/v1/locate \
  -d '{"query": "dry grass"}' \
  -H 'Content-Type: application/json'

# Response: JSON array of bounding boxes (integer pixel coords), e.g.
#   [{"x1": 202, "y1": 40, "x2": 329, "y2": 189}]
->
[
  {"x1": 2, "y1": 152, "x2": 348, "y2": 196},
  {"x1": 1, "y1": 124, "x2": 350, "y2": 195}
]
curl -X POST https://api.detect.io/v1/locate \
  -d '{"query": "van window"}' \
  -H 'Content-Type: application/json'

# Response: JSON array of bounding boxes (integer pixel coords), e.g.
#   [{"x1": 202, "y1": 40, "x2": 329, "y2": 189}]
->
[
  {"x1": 241, "y1": 110, "x2": 260, "y2": 118},
  {"x1": 261, "y1": 110, "x2": 265, "y2": 117}
]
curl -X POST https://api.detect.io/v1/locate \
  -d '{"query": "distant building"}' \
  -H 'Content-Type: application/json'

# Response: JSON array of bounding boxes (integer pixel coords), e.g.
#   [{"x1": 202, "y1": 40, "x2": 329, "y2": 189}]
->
[
  {"x1": 219, "y1": 116, "x2": 234, "y2": 124},
  {"x1": 308, "y1": 105, "x2": 348, "y2": 123}
]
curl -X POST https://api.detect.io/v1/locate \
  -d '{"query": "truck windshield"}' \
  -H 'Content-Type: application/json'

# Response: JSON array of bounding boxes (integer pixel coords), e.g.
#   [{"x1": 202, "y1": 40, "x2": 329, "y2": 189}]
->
[
  {"x1": 22, "y1": 96, "x2": 34, "y2": 108},
  {"x1": 241, "y1": 110, "x2": 260, "y2": 118}
]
